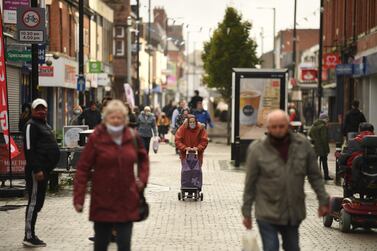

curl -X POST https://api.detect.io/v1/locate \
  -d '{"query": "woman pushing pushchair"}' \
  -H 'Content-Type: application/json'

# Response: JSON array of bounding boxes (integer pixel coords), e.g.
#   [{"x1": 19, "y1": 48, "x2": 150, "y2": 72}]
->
[{"x1": 175, "y1": 115, "x2": 208, "y2": 201}]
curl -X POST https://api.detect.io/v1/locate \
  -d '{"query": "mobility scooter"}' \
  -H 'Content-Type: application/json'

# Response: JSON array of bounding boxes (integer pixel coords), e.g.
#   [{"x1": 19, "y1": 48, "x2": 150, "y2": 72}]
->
[{"x1": 323, "y1": 135, "x2": 377, "y2": 232}]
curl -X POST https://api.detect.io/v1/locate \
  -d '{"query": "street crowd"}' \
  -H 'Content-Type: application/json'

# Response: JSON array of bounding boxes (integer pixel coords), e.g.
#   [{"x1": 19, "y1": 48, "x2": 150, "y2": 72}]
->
[{"x1": 18, "y1": 93, "x2": 375, "y2": 251}]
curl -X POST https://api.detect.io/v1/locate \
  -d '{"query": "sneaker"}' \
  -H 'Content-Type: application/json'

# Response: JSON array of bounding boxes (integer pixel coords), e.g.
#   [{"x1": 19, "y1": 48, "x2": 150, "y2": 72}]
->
[{"x1": 23, "y1": 236, "x2": 47, "y2": 247}]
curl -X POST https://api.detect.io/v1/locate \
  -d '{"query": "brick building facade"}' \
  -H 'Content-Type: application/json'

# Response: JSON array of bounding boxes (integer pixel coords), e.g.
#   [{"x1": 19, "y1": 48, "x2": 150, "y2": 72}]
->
[{"x1": 323, "y1": 0, "x2": 377, "y2": 129}]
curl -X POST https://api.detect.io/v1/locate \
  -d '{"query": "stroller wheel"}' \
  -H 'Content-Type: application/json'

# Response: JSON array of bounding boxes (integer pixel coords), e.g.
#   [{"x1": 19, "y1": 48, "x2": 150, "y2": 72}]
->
[
  {"x1": 200, "y1": 193, "x2": 203, "y2": 201},
  {"x1": 339, "y1": 209, "x2": 351, "y2": 233},
  {"x1": 178, "y1": 192, "x2": 181, "y2": 201}
]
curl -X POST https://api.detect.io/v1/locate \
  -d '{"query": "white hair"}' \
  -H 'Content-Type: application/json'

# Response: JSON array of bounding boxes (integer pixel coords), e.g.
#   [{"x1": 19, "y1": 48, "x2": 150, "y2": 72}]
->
[
  {"x1": 103, "y1": 100, "x2": 129, "y2": 124},
  {"x1": 266, "y1": 109, "x2": 290, "y2": 127}
]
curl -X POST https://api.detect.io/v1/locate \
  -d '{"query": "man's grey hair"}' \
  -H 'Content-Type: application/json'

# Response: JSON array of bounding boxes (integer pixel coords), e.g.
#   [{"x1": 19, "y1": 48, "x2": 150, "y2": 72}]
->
[{"x1": 266, "y1": 109, "x2": 290, "y2": 127}]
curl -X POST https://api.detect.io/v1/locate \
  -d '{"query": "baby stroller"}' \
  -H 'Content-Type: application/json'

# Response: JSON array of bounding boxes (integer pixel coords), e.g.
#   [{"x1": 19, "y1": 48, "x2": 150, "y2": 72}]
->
[
  {"x1": 323, "y1": 135, "x2": 377, "y2": 232},
  {"x1": 178, "y1": 150, "x2": 203, "y2": 201}
]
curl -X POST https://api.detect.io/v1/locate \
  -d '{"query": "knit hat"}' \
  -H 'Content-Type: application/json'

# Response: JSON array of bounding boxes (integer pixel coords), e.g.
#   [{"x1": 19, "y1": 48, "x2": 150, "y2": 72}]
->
[{"x1": 319, "y1": 113, "x2": 329, "y2": 121}]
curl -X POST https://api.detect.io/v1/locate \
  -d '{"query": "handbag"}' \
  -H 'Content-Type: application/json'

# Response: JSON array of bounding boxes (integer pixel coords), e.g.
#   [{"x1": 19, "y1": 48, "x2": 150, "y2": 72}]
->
[
  {"x1": 152, "y1": 137, "x2": 159, "y2": 153},
  {"x1": 129, "y1": 128, "x2": 149, "y2": 222}
]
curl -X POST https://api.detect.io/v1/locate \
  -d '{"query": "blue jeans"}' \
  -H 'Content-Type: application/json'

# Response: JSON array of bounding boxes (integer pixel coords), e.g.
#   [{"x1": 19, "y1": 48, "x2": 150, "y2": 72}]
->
[
  {"x1": 141, "y1": 137, "x2": 151, "y2": 154},
  {"x1": 257, "y1": 220, "x2": 300, "y2": 251}
]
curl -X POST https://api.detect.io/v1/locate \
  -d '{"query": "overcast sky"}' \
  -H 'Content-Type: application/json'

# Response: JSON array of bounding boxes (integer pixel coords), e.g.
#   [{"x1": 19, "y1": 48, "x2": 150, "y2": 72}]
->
[{"x1": 133, "y1": 0, "x2": 320, "y2": 56}]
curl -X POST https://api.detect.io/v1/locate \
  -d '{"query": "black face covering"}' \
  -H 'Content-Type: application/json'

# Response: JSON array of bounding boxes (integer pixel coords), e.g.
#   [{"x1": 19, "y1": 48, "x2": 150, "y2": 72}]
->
[{"x1": 268, "y1": 133, "x2": 289, "y2": 143}]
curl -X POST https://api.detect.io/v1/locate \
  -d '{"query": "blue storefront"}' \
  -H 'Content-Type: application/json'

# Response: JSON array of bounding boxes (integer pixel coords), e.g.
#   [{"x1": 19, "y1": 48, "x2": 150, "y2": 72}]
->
[{"x1": 336, "y1": 53, "x2": 377, "y2": 129}]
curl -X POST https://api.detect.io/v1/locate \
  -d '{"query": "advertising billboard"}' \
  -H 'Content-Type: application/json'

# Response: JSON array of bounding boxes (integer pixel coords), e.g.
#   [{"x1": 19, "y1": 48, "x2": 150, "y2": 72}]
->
[{"x1": 231, "y1": 68, "x2": 288, "y2": 163}]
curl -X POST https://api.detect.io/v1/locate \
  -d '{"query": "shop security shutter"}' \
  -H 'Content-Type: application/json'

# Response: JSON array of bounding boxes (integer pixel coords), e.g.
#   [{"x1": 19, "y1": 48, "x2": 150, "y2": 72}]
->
[{"x1": 6, "y1": 66, "x2": 21, "y2": 133}]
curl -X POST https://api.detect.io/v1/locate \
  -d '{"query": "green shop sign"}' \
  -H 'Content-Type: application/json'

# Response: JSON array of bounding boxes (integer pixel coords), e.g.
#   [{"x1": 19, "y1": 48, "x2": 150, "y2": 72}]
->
[
  {"x1": 6, "y1": 50, "x2": 31, "y2": 62},
  {"x1": 89, "y1": 61, "x2": 102, "y2": 73}
]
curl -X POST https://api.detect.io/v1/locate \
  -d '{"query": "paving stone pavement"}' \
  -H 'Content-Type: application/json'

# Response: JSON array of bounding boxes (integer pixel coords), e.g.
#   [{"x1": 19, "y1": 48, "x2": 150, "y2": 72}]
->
[{"x1": 1, "y1": 142, "x2": 377, "y2": 251}]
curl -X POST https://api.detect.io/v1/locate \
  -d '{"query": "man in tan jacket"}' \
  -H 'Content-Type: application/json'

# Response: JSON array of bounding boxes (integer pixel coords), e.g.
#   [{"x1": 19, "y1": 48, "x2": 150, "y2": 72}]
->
[{"x1": 242, "y1": 110, "x2": 329, "y2": 251}]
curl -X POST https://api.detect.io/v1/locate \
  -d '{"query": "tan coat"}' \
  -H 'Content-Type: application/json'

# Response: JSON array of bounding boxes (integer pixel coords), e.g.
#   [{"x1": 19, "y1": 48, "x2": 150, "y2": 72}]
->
[{"x1": 242, "y1": 132, "x2": 329, "y2": 225}]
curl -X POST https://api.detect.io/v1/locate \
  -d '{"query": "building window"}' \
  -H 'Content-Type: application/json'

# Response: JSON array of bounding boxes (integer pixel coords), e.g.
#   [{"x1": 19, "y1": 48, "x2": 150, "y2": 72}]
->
[
  {"x1": 114, "y1": 40, "x2": 125, "y2": 56},
  {"x1": 114, "y1": 26, "x2": 125, "y2": 38}
]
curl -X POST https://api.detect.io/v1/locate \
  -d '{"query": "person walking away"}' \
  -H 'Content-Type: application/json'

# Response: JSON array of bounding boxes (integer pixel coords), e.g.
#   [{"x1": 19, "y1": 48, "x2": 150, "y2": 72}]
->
[
  {"x1": 189, "y1": 90, "x2": 203, "y2": 110},
  {"x1": 69, "y1": 105, "x2": 83, "y2": 125},
  {"x1": 343, "y1": 100, "x2": 367, "y2": 141},
  {"x1": 19, "y1": 103, "x2": 32, "y2": 132},
  {"x1": 175, "y1": 108, "x2": 190, "y2": 131},
  {"x1": 193, "y1": 101, "x2": 214, "y2": 129},
  {"x1": 175, "y1": 115, "x2": 208, "y2": 166},
  {"x1": 157, "y1": 112, "x2": 170, "y2": 142},
  {"x1": 137, "y1": 106, "x2": 157, "y2": 153},
  {"x1": 309, "y1": 113, "x2": 333, "y2": 180},
  {"x1": 23, "y1": 99, "x2": 60, "y2": 247},
  {"x1": 162, "y1": 100, "x2": 175, "y2": 120},
  {"x1": 124, "y1": 103, "x2": 138, "y2": 129},
  {"x1": 78, "y1": 101, "x2": 102, "y2": 129},
  {"x1": 74, "y1": 100, "x2": 149, "y2": 251},
  {"x1": 242, "y1": 109, "x2": 329, "y2": 251},
  {"x1": 171, "y1": 100, "x2": 186, "y2": 134}
]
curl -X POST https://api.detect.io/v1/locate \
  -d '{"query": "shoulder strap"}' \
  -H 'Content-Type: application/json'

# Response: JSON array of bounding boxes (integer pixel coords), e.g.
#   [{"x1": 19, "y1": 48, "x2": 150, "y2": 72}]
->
[
  {"x1": 129, "y1": 128, "x2": 139, "y2": 178},
  {"x1": 129, "y1": 127, "x2": 138, "y2": 149}
]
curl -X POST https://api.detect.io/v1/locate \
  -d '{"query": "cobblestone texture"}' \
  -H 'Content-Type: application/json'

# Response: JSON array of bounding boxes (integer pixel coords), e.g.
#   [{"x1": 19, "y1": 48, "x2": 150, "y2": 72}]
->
[{"x1": 0, "y1": 143, "x2": 376, "y2": 250}]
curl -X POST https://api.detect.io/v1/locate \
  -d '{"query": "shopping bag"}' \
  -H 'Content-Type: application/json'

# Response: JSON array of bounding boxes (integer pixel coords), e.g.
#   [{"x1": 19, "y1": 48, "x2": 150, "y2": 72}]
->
[
  {"x1": 152, "y1": 137, "x2": 159, "y2": 153},
  {"x1": 242, "y1": 230, "x2": 259, "y2": 251}
]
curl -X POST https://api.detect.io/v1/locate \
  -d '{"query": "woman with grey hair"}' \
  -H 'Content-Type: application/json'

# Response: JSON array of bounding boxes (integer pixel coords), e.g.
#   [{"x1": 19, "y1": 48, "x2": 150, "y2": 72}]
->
[
  {"x1": 74, "y1": 99, "x2": 149, "y2": 251},
  {"x1": 137, "y1": 106, "x2": 157, "y2": 153}
]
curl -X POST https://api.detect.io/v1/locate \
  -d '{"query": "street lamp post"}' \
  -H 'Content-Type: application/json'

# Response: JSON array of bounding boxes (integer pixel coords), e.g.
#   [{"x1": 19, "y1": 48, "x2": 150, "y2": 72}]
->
[
  {"x1": 318, "y1": 0, "x2": 324, "y2": 117},
  {"x1": 292, "y1": 0, "x2": 297, "y2": 79},
  {"x1": 127, "y1": 16, "x2": 132, "y2": 90},
  {"x1": 78, "y1": 0, "x2": 84, "y2": 106},
  {"x1": 148, "y1": 0, "x2": 152, "y2": 106},
  {"x1": 31, "y1": 0, "x2": 39, "y2": 100},
  {"x1": 135, "y1": 0, "x2": 140, "y2": 107},
  {"x1": 257, "y1": 7, "x2": 276, "y2": 68}
]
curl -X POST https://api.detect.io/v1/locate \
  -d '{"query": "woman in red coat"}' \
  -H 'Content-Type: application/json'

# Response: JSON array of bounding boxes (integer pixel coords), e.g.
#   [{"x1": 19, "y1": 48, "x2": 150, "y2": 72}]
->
[
  {"x1": 73, "y1": 100, "x2": 149, "y2": 251},
  {"x1": 175, "y1": 115, "x2": 209, "y2": 165}
]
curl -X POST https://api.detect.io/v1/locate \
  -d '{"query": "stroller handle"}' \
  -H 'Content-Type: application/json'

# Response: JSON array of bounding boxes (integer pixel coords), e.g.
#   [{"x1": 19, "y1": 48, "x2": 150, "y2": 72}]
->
[{"x1": 186, "y1": 150, "x2": 198, "y2": 155}]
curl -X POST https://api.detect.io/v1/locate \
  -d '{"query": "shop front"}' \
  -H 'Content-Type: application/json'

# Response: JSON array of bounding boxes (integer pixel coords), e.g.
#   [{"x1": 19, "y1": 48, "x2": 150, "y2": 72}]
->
[{"x1": 39, "y1": 56, "x2": 78, "y2": 130}]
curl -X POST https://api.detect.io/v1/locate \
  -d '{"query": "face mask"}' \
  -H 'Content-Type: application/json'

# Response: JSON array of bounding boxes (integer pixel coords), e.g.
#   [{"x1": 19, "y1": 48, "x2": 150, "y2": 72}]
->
[
  {"x1": 73, "y1": 109, "x2": 81, "y2": 115},
  {"x1": 106, "y1": 124, "x2": 125, "y2": 134},
  {"x1": 189, "y1": 123, "x2": 196, "y2": 129},
  {"x1": 32, "y1": 110, "x2": 47, "y2": 121}
]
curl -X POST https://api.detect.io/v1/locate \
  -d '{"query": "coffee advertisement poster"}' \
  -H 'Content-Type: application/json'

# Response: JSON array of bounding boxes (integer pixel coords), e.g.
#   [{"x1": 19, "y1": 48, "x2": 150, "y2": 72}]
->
[{"x1": 239, "y1": 78, "x2": 281, "y2": 140}]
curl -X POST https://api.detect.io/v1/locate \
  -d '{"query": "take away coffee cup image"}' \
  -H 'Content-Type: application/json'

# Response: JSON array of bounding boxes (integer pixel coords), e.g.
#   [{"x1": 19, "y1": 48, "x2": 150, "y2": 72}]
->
[{"x1": 239, "y1": 90, "x2": 261, "y2": 126}]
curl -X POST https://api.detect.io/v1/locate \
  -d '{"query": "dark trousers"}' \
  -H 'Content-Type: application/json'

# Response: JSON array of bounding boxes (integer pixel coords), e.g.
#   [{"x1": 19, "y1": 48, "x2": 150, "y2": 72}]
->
[
  {"x1": 94, "y1": 222, "x2": 133, "y2": 251},
  {"x1": 25, "y1": 171, "x2": 47, "y2": 239},
  {"x1": 319, "y1": 155, "x2": 330, "y2": 178},
  {"x1": 257, "y1": 220, "x2": 300, "y2": 251},
  {"x1": 141, "y1": 137, "x2": 151, "y2": 154}
]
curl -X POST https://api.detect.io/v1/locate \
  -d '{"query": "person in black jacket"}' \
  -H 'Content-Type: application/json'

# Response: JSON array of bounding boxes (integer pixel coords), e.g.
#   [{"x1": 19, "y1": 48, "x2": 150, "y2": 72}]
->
[
  {"x1": 343, "y1": 100, "x2": 367, "y2": 141},
  {"x1": 189, "y1": 90, "x2": 203, "y2": 110},
  {"x1": 78, "y1": 101, "x2": 102, "y2": 129},
  {"x1": 23, "y1": 99, "x2": 60, "y2": 247}
]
